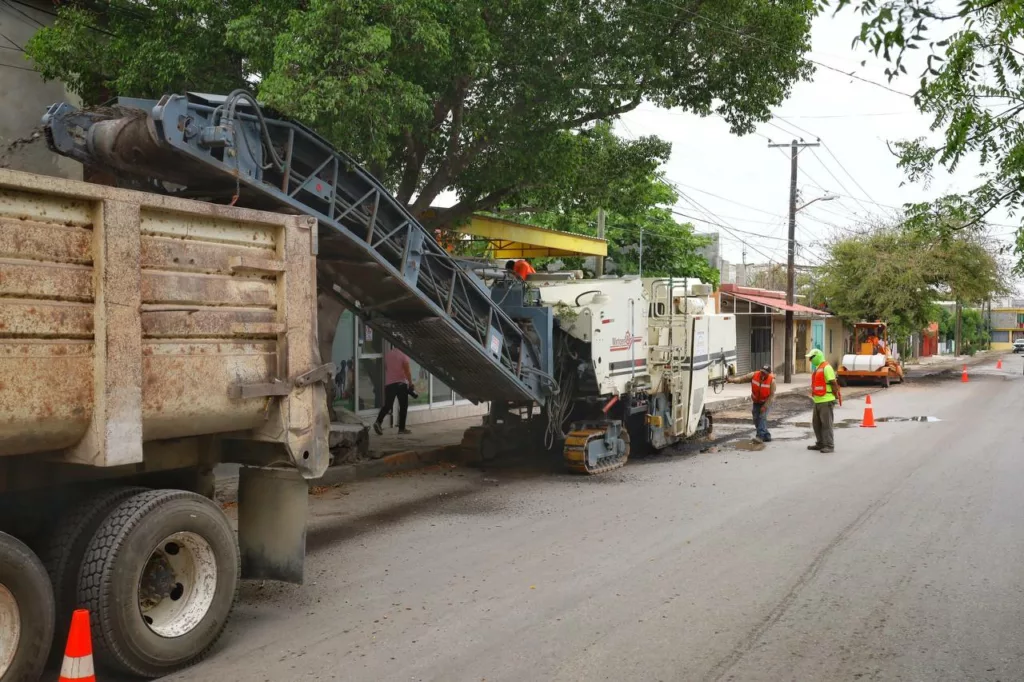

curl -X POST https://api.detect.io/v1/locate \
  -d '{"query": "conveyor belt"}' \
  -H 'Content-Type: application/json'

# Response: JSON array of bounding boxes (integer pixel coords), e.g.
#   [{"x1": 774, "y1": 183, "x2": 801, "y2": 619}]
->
[{"x1": 43, "y1": 92, "x2": 550, "y2": 403}]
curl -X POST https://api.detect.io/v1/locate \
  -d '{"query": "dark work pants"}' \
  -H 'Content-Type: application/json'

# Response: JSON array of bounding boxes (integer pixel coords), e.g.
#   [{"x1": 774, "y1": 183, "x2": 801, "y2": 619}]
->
[
  {"x1": 752, "y1": 402, "x2": 771, "y2": 441},
  {"x1": 376, "y1": 382, "x2": 409, "y2": 430},
  {"x1": 812, "y1": 401, "x2": 835, "y2": 450}
]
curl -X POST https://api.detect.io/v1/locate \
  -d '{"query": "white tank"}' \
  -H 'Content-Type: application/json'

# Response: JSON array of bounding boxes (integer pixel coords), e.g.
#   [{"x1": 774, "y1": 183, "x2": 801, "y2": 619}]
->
[
  {"x1": 673, "y1": 296, "x2": 706, "y2": 315},
  {"x1": 841, "y1": 354, "x2": 887, "y2": 371}
]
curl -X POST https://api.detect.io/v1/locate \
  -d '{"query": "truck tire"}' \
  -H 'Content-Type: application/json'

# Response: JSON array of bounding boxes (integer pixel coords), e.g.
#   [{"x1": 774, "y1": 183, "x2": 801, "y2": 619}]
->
[
  {"x1": 40, "y1": 486, "x2": 147, "y2": 658},
  {"x1": 78, "y1": 490, "x2": 239, "y2": 678},
  {"x1": 0, "y1": 531, "x2": 54, "y2": 682}
]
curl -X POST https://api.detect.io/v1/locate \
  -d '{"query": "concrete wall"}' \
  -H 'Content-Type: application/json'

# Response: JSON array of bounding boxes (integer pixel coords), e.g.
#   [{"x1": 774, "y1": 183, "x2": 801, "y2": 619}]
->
[
  {"x1": 0, "y1": 1, "x2": 81, "y2": 179},
  {"x1": 991, "y1": 310, "x2": 1020, "y2": 330}
]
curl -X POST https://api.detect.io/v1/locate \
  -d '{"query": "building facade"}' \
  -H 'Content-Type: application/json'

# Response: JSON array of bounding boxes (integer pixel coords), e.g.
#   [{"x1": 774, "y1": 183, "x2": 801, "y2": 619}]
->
[
  {"x1": 0, "y1": 1, "x2": 81, "y2": 180},
  {"x1": 718, "y1": 284, "x2": 835, "y2": 376},
  {"x1": 988, "y1": 299, "x2": 1024, "y2": 350}
]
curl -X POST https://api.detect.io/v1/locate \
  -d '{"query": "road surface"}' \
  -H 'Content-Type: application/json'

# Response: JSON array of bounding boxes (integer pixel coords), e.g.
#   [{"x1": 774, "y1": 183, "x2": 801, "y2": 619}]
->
[{"x1": 169, "y1": 361, "x2": 1024, "y2": 682}]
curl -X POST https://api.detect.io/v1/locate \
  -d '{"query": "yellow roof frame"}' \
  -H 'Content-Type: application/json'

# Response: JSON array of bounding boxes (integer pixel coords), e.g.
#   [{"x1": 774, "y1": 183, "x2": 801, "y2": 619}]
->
[{"x1": 425, "y1": 211, "x2": 608, "y2": 258}]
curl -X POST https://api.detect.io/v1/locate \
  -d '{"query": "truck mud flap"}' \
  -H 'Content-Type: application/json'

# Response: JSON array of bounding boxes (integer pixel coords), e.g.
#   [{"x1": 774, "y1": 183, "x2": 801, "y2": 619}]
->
[{"x1": 237, "y1": 467, "x2": 308, "y2": 584}]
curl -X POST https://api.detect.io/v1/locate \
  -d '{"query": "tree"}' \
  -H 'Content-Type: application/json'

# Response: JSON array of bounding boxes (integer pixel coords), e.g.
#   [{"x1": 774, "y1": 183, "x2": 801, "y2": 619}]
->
[
  {"x1": 816, "y1": 219, "x2": 1004, "y2": 342},
  {"x1": 498, "y1": 175, "x2": 719, "y2": 284},
  {"x1": 26, "y1": 0, "x2": 817, "y2": 227},
  {"x1": 829, "y1": 0, "x2": 1024, "y2": 270},
  {"x1": 748, "y1": 263, "x2": 789, "y2": 291}
]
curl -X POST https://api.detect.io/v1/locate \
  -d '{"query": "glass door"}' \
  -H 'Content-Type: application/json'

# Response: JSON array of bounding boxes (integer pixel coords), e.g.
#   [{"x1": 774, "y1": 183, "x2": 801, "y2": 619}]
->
[{"x1": 357, "y1": 320, "x2": 384, "y2": 414}]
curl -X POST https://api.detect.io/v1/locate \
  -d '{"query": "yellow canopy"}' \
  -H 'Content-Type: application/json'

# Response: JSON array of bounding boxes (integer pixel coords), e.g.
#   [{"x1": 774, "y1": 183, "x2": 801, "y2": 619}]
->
[{"x1": 423, "y1": 210, "x2": 608, "y2": 258}]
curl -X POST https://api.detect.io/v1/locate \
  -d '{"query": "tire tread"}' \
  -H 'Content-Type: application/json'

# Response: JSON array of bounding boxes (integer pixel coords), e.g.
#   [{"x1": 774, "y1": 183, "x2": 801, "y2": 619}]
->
[{"x1": 78, "y1": 489, "x2": 239, "y2": 678}]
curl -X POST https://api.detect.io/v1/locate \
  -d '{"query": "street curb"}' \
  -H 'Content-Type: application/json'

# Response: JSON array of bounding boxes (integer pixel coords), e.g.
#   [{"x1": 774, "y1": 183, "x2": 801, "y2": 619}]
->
[{"x1": 312, "y1": 444, "x2": 462, "y2": 487}]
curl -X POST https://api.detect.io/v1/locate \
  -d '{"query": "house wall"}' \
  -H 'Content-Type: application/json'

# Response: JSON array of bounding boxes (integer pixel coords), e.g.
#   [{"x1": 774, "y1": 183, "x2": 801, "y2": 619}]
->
[
  {"x1": 0, "y1": 2, "x2": 81, "y2": 180},
  {"x1": 772, "y1": 317, "x2": 785, "y2": 374}
]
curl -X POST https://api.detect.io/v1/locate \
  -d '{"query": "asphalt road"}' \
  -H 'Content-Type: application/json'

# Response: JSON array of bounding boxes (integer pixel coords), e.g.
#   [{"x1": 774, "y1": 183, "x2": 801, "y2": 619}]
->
[{"x1": 167, "y1": 360, "x2": 1024, "y2": 682}]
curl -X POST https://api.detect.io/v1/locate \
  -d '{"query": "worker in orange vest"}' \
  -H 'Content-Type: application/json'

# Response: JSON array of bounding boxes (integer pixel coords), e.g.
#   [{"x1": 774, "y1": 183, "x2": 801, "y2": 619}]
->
[
  {"x1": 505, "y1": 259, "x2": 536, "y2": 281},
  {"x1": 727, "y1": 363, "x2": 776, "y2": 443}
]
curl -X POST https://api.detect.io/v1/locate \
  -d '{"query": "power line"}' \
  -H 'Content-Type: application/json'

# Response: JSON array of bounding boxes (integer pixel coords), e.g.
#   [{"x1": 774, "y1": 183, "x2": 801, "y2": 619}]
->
[
  {"x1": 771, "y1": 116, "x2": 819, "y2": 141},
  {"x1": 671, "y1": 210, "x2": 791, "y2": 241},
  {"x1": 818, "y1": 144, "x2": 883, "y2": 208},
  {"x1": 0, "y1": 61, "x2": 37, "y2": 73},
  {"x1": 667, "y1": 179, "x2": 785, "y2": 218},
  {"x1": 674, "y1": 187, "x2": 785, "y2": 263},
  {"x1": 776, "y1": 112, "x2": 908, "y2": 120},
  {"x1": 803, "y1": 148, "x2": 877, "y2": 216}
]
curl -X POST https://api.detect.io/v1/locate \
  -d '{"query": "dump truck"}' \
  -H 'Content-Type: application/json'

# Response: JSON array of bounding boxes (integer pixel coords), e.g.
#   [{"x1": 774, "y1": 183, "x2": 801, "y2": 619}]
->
[
  {"x1": 838, "y1": 321, "x2": 905, "y2": 387},
  {"x1": 0, "y1": 169, "x2": 331, "y2": 681}
]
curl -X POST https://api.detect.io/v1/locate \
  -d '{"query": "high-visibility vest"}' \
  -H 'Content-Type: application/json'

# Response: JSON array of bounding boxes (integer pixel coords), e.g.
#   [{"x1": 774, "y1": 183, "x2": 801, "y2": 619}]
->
[
  {"x1": 751, "y1": 370, "x2": 774, "y2": 402},
  {"x1": 514, "y1": 259, "x2": 536, "y2": 279},
  {"x1": 811, "y1": 362, "x2": 832, "y2": 397}
]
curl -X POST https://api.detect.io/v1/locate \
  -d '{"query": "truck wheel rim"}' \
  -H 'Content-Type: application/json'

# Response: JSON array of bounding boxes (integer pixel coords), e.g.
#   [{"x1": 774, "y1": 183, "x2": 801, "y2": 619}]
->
[
  {"x1": 138, "y1": 532, "x2": 217, "y2": 638},
  {"x1": 0, "y1": 584, "x2": 20, "y2": 675}
]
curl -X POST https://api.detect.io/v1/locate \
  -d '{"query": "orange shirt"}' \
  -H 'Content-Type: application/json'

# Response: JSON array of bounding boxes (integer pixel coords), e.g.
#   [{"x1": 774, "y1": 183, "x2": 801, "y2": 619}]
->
[{"x1": 514, "y1": 260, "x2": 536, "y2": 280}]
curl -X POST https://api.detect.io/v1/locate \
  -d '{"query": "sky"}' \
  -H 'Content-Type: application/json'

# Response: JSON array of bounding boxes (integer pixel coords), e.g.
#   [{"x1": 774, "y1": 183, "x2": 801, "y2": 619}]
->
[{"x1": 615, "y1": 5, "x2": 1020, "y2": 273}]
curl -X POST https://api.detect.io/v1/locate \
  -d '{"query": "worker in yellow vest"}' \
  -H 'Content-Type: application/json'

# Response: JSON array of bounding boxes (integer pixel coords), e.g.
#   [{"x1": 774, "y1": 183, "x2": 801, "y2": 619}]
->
[
  {"x1": 806, "y1": 348, "x2": 842, "y2": 453},
  {"x1": 727, "y1": 364, "x2": 776, "y2": 443}
]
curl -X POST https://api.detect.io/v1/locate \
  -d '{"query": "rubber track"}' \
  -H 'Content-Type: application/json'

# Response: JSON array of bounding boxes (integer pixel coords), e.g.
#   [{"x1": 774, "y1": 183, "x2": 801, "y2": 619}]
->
[
  {"x1": 563, "y1": 428, "x2": 630, "y2": 475},
  {"x1": 77, "y1": 489, "x2": 239, "y2": 677},
  {"x1": 41, "y1": 486, "x2": 147, "y2": 651}
]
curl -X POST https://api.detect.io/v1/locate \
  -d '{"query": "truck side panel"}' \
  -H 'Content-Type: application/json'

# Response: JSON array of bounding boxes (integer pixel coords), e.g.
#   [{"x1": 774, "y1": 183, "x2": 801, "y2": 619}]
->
[{"x1": 0, "y1": 169, "x2": 328, "y2": 479}]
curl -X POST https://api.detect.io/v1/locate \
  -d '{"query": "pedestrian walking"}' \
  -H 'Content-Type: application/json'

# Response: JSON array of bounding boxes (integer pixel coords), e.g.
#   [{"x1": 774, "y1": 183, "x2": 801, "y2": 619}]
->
[
  {"x1": 726, "y1": 364, "x2": 775, "y2": 443},
  {"x1": 806, "y1": 348, "x2": 842, "y2": 453},
  {"x1": 373, "y1": 347, "x2": 414, "y2": 435}
]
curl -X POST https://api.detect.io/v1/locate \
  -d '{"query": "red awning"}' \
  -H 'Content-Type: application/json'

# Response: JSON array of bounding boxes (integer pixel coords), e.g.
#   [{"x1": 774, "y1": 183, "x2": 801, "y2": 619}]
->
[{"x1": 723, "y1": 290, "x2": 827, "y2": 316}]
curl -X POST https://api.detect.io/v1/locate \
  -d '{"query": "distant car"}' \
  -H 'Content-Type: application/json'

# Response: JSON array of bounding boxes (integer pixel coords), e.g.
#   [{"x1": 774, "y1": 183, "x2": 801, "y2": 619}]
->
[{"x1": 1013, "y1": 339, "x2": 1024, "y2": 353}]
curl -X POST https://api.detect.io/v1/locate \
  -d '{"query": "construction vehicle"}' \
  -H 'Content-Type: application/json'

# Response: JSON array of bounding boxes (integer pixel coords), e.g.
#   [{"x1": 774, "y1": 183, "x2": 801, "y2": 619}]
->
[
  {"x1": 0, "y1": 169, "x2": 329, "y2": 681},
  {"x1": 0, "y1": 91, "x2": 735, "y2": 679},
  {"x1": 838, "y1": 321, "x2": 905, "y2": 388},
  {"x1": 463, "y1": 277, "x2": 737, "y2": 471}
]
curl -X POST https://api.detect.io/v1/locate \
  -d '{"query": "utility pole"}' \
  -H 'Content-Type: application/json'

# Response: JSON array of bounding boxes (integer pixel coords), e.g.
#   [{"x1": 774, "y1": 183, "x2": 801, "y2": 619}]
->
[
  {"x1": 595, "y1": 208, "x2": 606, "y2": 277},
  {"x1": 955, "y1": 300, "x2": 963, "y2": 356},
  {"x1": 638, "y1": 226, "x2": 644, "y2": 276},
  {"x1": 768, "y1": 138, "x2": 820, "y2": 384}
]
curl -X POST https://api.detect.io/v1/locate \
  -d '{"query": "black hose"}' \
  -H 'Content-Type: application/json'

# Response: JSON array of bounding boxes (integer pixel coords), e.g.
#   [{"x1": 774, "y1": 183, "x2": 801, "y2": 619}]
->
[{"x1": 575, "y1": 290, "x2": 601, "y2": 306}]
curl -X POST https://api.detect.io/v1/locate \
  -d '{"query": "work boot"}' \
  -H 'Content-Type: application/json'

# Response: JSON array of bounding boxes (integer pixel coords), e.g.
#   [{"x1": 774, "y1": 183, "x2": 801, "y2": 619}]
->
[
  {"x1": 373, "y1": 422, "x2": 383, "y2": 435},
  {"x1": 398, "y1": 428, "x2": 412, "y2": 435},
  {"x1": 820, "y1": 448, "x2": 835, "y2": 454},
  {"x1": 807, "y1": 444, "x2": 822, "y2": 451}
]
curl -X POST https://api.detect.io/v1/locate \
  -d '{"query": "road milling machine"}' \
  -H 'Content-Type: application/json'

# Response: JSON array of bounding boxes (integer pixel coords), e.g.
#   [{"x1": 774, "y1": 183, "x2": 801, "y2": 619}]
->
[{"x1": 41, "y1": 91, "x2": 737, "y2": 475}]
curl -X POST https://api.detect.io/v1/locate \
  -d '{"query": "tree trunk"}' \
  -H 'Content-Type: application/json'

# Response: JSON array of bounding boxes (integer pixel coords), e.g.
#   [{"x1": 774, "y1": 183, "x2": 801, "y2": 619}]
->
[{"x1": 955, "y1": 300, "x2": 963, "y2": 356}]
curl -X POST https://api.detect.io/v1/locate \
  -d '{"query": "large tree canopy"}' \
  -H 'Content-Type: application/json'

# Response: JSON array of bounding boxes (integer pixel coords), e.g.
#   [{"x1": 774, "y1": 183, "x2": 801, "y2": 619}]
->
[
  {"x1": 816, "y1": 217, "x2": 1004, "y2": 340},
  {"x1": 27, "y1": 0, "x2": 816, "y2": 226},
  {"x1": 829, "y1": 0, "x2": 1024, "y2": 270}
]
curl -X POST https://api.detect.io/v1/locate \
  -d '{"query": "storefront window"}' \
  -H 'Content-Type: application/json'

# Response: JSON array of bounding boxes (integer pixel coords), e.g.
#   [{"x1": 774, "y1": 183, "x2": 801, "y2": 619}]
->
[
  {"x1": 357, "y1": 319, "x2": 383, "y2": 412},
  {"x1": 431, "y1": 376, "x2": 454, "y2": 405},
  {"x1": 331, "y1": 310, "x2": 356, "y2": 412},
  {"x1": 408, "y1": 356, "x2": 430, "y2": 407}
]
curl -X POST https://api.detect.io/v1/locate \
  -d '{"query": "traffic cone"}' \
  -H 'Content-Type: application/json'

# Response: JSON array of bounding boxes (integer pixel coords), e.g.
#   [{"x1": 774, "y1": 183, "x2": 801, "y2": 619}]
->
[
  {"x1": 962, "y1": 365, "x2": 969, "y2": 383},
  {"x1": 59, "y1": 609, "x2": 95, "y2": 682},
  {"x1": 860, "y1": 394, "x2": 876, "y2": 428},
  {"x1": 997, "y1": 358, "x2": 1003, "y2": 370}
]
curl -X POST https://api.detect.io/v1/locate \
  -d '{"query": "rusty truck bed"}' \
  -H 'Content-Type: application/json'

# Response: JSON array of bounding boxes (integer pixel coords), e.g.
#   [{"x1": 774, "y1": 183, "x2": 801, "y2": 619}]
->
[{"x1": 0, "y1": 169, "x2": 328, "y2": 480}]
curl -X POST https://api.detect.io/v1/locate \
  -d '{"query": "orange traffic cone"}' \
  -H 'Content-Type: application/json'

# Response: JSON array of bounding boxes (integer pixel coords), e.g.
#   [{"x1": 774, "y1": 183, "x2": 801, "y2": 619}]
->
[
  {"x1": 59, "y1": 609, "x2": 95, "y2": 682},
  {"x1": 962, "y1": 365, "x2": 969, "y2": 383},
  {"x1": 860, "y1": 394, "x2": 876, "y2": 428},
  {"x1": 997, "y1": 358, "x2": 1003, "y2": 369}
]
